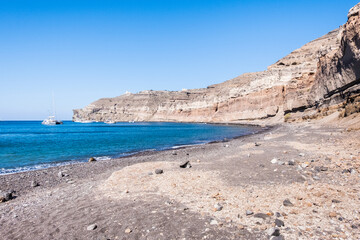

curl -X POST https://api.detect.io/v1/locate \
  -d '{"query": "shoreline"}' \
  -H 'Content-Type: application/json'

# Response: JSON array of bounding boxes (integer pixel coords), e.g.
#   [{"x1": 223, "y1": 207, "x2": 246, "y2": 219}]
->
[
  {"x1": 0, "y1": 122, "x2": 268, "y2": 176},
  {"x1": 0, "y1": 123, "x2": 272, "y2": 198}
]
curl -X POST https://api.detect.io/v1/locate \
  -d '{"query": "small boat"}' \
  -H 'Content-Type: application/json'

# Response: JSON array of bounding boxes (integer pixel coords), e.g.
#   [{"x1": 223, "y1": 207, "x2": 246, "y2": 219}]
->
[
  {"x1": 104, "y1": 119, "x2": 116, "y2": 124},
  {"x1": 42, "y1": 92, "x2": 62, "y2": 126},
  {"x1": 42, "y1": 116, "x2": 63, "y2": 125}
]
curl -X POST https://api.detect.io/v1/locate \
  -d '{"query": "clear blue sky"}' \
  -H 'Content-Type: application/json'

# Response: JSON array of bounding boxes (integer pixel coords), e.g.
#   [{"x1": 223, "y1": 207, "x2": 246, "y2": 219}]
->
[{"x1": 0, "y1": 0, "x2": 358, "y2": 120}]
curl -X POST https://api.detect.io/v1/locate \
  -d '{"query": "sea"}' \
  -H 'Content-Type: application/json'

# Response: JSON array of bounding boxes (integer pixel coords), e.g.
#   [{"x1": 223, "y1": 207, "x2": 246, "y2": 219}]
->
[{"x1": 0, "y1": 121, "x2": 259, "y2": 175}]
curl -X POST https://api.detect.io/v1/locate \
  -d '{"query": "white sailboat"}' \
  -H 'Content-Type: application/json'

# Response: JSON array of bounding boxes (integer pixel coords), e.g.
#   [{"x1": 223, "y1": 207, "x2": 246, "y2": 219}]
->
[
  {"x1": 42, "y1": 92, "x2": 63, "y2": 125},
  {"x1": 42, "y1": 116, "x2": 62, "y2": 125}
]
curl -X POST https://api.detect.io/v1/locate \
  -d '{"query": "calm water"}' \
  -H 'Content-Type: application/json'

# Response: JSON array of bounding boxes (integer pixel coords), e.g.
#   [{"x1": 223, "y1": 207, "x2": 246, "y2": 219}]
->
[{"x1": 0, "y1": 121, "x2": 258, "y2": 174}]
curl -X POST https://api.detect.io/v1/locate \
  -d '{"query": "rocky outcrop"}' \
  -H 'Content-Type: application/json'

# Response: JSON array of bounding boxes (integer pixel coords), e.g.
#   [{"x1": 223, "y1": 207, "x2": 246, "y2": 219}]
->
[
  {"x1": 309, "y1": 3, "x2": 360, "y2": 106},
  {"x1": 73, "y1": 3, "x2": 360, "y2": 124}
]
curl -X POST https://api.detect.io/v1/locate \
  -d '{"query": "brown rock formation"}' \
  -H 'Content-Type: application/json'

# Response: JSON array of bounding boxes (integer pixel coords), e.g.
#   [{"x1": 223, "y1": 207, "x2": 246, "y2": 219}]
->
[
  {"x1": 73, "y1": 3, "x2": 360, "y2": 124},
  {"x1": 310, "y1": 3, "x2": 360, "y2": 106}
]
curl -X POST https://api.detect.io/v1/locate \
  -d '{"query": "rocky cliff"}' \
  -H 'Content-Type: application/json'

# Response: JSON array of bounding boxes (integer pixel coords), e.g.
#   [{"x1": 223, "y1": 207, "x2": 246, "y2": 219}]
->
[{"x1": 73, "y1": 3, "x2": 360, "y2": 124}]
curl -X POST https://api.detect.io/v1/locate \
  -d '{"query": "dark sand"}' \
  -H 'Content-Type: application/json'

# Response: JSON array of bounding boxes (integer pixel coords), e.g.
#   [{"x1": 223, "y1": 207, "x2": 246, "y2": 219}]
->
[{"x1": 0, "y1": 122, "x2": 359, "y2": 239}]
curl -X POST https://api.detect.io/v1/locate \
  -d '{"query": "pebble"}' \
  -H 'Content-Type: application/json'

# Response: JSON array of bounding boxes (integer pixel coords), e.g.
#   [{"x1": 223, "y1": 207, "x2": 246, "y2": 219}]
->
[
  {"x1": 270, "y1": 236, "x2": 284, "y2": 240},
  {"x1": 299, "y1": 153, "x2": 305, "y2": 157},
  {"x1": 275, "y1": 219, "x2": 285, "y2": 227},
  {"x1": 267, "y1": 211, "x2": 274, "y2": 216},
  {"x1": 31, "y1": 181, "x2": 39, "y2": 187},
  {"x1": 179, "y1": 161, "x2": 192, "y2": 168},
  {"x1": 268, "y1": 227, "x2": 280, "y2": 236},
  {"x1": 246, "y1": 210, "x2": 254, "y2": 216},
  {"x1": 283, "y1": 199, "x2": 294, "y2": 207},
  {"x1": 288, "y1": 159, "x2": 295, "y2": 166},
  {"x1": 255, "y1": 142, "x2": 261, "y2": 146},
  {"x1": 155, "y1": 169, "x2": 163, "y2": 174},
  {"x1": 277, "y1": 161, "x2": 285, "y2": 165},
  {"x1": 271, "y1": 158, "x2": 278, "y2": 164},
  {"x1": 210, "y1": 219, "x2": 218, "y2": 225},
  {"x1": 124, "y1": 228, "x2": 132, "y2": 233},
  {"x1": 329, "y1": 212, "x2": 337, "y2": 218},
  {"x1": 313, "y1": 176, "x2": 320, "y2": 180},
  {"x1": 88, "y1": 157, "x2": 97, "y2": 162},
  {"x1": 301, "y1": 162, "x2": 309, "y2": 168},
  {"x1": 332, "y1": 199, "x2": 341, "y2": 203},
  {"x1": 254, "y1": 213, "x2": 270, "y2": 219},
  {"x1": 320, "y1": 166, "x2": 328, "y2": 171},
  {"x1": 58, "y1": 172, "x2": 64, "y2": 178},
  {"x1": 238, "y1": 224, "x2": 245, "y2": 229},
  {"x1": 87, "y1": 224, "x2": 97, "y2": 231},
  {"x1": 214, "y1": 203, "x2": 223, "y2": 211},
  {"x1": 148, "y1": 172, "x2": 153, "y2": 175}
]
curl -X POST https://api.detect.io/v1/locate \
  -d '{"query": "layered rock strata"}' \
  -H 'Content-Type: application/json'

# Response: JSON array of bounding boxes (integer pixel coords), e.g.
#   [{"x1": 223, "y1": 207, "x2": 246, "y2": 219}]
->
[{"x1": 73, "y1": 3, "x2": 360, "y2": 123}]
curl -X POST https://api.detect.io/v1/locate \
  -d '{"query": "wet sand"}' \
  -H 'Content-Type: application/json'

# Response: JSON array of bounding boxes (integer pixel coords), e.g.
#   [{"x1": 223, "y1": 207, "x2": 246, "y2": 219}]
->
[{"x1": 0, "y1": 122, "x2": 359, "y2": 239}]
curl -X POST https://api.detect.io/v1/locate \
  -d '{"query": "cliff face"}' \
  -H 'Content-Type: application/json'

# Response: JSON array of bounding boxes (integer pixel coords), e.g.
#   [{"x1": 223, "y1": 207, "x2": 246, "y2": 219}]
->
[
  {"x1": 73, "y1": 3, "x2": 360, "y2": 124},
  {"x1": 309, "y1": 4, "x2": 360, "y2": 105}
]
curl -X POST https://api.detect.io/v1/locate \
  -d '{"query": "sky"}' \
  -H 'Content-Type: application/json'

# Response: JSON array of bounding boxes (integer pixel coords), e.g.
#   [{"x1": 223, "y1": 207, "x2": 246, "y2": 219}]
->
[{"x1": 0, "y1": 0, "x2": 358, "y2": 120}]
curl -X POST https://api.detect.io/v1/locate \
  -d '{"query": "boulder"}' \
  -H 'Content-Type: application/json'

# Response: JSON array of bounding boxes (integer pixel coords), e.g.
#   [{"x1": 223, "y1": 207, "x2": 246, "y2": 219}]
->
[
  {"x1": 180, "y1": 161, "x2": 192, "y2": 168},
  {"x1": 31, "y1": 181, "x2": 39, "y2": 187},
  {"x1": 268, "y1": 227, "x2": 280, "y2": 236},
  {"x1": 0, "y1": 191, "x2": 14, "y2": 202}
]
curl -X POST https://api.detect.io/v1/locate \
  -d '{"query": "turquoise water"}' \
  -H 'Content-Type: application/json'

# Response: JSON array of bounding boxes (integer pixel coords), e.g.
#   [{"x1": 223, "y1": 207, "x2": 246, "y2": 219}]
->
[{"x1": 0, "y1": 121, "x2": 258, "y2": 174}]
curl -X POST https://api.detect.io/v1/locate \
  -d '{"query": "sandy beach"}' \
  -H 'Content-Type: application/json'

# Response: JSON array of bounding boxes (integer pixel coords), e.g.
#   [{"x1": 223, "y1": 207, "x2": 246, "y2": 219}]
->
[{"x1": 0, "y1": 120, "x2": 359, "y2": 240}]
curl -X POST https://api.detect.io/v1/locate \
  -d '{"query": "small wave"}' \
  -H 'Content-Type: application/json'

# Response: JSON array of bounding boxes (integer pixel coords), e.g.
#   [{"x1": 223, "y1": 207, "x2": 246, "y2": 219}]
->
[
  {"x1": 171, "y1": 142, "x2": 207, "y2": 149},
  {"x1": 0, "y1": 160, "x2": 81, "y2": 175},
  {"x1": 0, "y1": 155, "x2": 116, "y2": 175},
  {"x1": 95, "y1": 156, "x2": 112, "y2": 161}
]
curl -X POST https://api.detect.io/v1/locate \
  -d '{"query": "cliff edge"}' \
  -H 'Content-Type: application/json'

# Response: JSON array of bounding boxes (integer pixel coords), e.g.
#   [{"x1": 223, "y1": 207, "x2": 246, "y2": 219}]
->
[{"x1": 73, "y1": 3, "x2": 360, "y2": 125}]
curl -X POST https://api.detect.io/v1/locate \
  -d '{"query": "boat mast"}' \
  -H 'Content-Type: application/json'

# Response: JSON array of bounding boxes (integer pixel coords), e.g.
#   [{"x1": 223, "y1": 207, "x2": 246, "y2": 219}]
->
[{"x1": 52, "y1": 91, "x2": 56, "y2": 118}]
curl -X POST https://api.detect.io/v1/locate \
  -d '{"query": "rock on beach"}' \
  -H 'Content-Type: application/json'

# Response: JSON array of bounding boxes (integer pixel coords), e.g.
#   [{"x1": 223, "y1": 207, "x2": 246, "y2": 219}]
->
[
  {"x1": 155, "y1": 169, "x2": 163, "y2": 174},
  {"x1": 87, "y1": 224, "x2": 97, "y2": 231}
]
